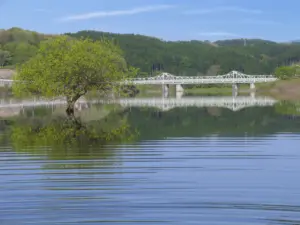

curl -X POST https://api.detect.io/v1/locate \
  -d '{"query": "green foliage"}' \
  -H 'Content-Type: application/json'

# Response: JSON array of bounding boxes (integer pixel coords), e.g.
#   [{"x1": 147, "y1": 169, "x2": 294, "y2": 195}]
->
[
  {"x1": 0, "y1": 27, "x2": 48, "y2": 45},
  {"x1": 0, "y1": 49, "x2": 11, "y2": 67},
  {"x1": 274, "y1": 66, "x2": 296, "y2": 80},
  {"x1": 4, "y1": 27, "x2": 300, "y2": 77},
  {"x1": 9, "y1": 108, "x2": 138, "y2": 151},
  {"x1": 13, "y1": 36, "x2": 138, "y2": 108},
  {"x1": 67, "y1": 31, "x2": 300, "y2": 76},
  {"x1": 5, "y1": 43, "x2": 37, "y2": 65},
  {"x1": 0, "y1": 28, "x2": 50, "y2": 67},
  {"x1": 11, "y1": 117, "x2": 129, "y2": 147}
]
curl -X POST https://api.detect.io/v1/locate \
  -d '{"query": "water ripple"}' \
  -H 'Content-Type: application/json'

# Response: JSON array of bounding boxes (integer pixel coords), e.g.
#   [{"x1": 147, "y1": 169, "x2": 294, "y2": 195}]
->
[{"x1": 1, "y1": 134, "x2": 300, "y2": 224}]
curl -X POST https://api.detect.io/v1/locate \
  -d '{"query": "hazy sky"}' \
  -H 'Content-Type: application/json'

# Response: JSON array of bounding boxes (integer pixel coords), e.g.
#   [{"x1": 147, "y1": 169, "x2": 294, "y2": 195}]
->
[{"x1": 0, "y1": 0, "x2": 298, "y2": 41}]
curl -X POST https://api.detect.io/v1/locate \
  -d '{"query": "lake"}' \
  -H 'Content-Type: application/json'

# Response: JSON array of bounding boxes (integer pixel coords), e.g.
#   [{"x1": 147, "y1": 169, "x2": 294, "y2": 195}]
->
[{"x1": 1, "y1": 95, "x2": 300, "y2": 224}]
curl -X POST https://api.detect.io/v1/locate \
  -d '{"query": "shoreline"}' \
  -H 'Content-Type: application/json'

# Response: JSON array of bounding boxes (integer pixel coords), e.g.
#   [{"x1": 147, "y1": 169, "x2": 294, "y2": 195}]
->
[{"x1": 257, "y1": 78, "x2": 300, "y2": 101}]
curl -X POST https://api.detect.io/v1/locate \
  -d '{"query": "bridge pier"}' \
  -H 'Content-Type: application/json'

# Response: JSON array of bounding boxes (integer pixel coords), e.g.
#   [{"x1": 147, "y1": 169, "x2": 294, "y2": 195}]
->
[
  {"x1": 232, "y1": 90, "x2": 238, "y2": 98},
  {"x1": 175, "y1": 84, "x2": 184, "y2": 99},
  {"x1": 250, "y1": 82, "x2": 255, "y2": 90},
  {"x1": 232, "y1": 83, "x2": 238, "y2": 92},
  {"x1": 162, "y1": 84, "x2": 169, "y2": 98},
  {"x1": 232, "y1": 84, "x2": 238, "y2": 97},
  {"x1": 176, "y1": 91, "x2": 183, "y2": 99},
  {"x1": 175, "y1": 84, "x2": 184, "y2": 93},
  {"x1": 250, "y1": 91, "x2": 255, "y2": 98}
]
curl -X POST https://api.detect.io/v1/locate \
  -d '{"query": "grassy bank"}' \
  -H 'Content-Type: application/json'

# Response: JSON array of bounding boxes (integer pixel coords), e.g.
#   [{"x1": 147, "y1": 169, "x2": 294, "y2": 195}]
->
[
  {"x1": 136, "y1": 84, "x2": 251, "y2": 96},
  {"x1": 185, "y1": 84, "x2": 250, "y2": 95},
  {"x1": 184, "y1": 87, "x2": 233, "y2": 95},
  {"x1": 135, "y1": 81, "x2": 300, "y2": 100},
  {"x1": 257, "y1": 78, "x2": 300, "y2": 100},
  {"x1": 136, "y1": 85, "x2": 175, "y2": 97}
]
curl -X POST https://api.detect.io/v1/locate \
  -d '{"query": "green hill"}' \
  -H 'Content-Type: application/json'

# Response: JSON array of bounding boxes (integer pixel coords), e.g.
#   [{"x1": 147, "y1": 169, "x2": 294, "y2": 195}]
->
[
  {"x1": 0, "y1": 27, "x2": 53, "y2": 67},
  {"x1": 2, "y1": 27, "x2": 300, "y2": 76}
]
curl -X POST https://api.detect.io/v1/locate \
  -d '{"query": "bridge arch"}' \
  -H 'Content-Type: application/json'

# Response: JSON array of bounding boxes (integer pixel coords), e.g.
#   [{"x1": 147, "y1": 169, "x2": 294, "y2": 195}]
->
[
  {"x1": 154, "y1": 72, "x2": 178, "y2": 80},
  {"x1": 219, "y1": 70, "x2": 252, "y2": 79}
]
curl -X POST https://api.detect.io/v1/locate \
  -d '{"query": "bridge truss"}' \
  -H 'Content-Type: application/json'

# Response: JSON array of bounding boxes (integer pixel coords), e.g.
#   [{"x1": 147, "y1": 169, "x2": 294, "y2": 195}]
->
[{"x1": 124, "y1": 70, "x2": 277, "y2": 85}]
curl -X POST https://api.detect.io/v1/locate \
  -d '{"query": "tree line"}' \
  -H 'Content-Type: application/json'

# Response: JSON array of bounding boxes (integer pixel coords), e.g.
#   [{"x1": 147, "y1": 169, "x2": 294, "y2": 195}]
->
[{"x1": 2, "y1": 27, "x2": 300, "y2": 76}]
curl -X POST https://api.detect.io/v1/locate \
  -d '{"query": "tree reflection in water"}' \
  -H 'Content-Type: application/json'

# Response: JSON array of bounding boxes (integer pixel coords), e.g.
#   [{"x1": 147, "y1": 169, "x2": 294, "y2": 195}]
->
[{"x1": 4, "y1": 105, "x2": 138, "y2": 169}]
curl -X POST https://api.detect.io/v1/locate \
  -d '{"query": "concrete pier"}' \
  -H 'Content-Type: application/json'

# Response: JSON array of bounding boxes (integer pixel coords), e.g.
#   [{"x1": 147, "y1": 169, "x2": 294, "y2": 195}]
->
[
  {"x1": 162, "y1": 84, "x2": 169, "y2": 98},
  {"x1": 250, "y1": 82, "x2": 255, "y2": 90},
  {"x1": 232, "y1": 84, "x2": 238, "y2": 97},
  {"x1": 176, "y1": 91, "x2": 183, "y2": 99},
  {"x1": 175, "y1": 84, "x2": 184, "y2": 93}
]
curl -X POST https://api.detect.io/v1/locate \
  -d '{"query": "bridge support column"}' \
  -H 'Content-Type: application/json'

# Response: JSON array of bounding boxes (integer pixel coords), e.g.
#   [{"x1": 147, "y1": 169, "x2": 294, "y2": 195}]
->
[
  {"x1": 250, "y1": 82, "x2": 255, "y2": 90},
  {"x1": 232, "y1": 84, "x2": 238, "y2": 97},
  {"x1": 162, "y1": 84, "x2": 169, "y2": 98},
  {"x1": 175, "y1": 84, "x2": 184, "y2": 93},
  {"x1": 176, "y1": 91, "x2": 183, "y2": 99},
  {"x1": 232, "y1": 83, "x2": 238, "y2": 92},
  {"x1": 175, "y1": 84, "x2": 184, "y2": 99},
  {"x1": 250, "y1": 91, "x2": 255, "y2": 98}
]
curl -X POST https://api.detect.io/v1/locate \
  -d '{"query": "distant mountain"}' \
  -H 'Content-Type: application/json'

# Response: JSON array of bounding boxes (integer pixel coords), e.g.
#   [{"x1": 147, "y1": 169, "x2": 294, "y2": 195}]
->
[
  {"x1": 214, "y1": 39, "x2": 277, "y2": 47},
  {"x1": 290, "y1": 40, "x2": 300, "y2": 44},
  {"x1": 2, "y1": 27, "x2": 300, "y2": 76},
  {"x1": 67, "y1": 30, "x2": 300, "y2": 75}
]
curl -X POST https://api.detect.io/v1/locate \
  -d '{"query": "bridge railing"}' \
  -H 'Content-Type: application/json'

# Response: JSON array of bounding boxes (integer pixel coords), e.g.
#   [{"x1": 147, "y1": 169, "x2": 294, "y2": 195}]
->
[
  {"x1": 123, "y1": 70, "x2": 277, "y2": 84},
  {"x1": 123, "y1": 77, "x2": 278, "y2": 85},
  {"x1": 129, "y1": 75, "x2": 276, "y2": 81}
]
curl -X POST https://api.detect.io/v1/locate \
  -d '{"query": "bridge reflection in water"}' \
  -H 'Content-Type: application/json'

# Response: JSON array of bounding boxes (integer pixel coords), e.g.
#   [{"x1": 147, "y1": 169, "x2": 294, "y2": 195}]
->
[
  {"x1": 0, "y1": 96, "x2": 277, "y2": 117},
  {"x1": 99, "y1": 96, "x2": 278, "y2": 111}
]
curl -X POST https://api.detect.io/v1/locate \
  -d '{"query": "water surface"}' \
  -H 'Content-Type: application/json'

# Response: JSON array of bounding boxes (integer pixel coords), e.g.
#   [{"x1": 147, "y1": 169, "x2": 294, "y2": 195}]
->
[{"x1": 1, "y1": 97, "x2": 300, "y2": 224}]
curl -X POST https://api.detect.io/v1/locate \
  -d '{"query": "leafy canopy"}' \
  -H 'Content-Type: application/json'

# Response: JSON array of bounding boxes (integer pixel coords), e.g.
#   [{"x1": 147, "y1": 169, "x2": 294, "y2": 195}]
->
[
  {"x1": 274, "y1": 66, "x2": 296, "y2": 80},
  {"x1": 13, "y1": 35, "x2": 137, "y2": 100},
  {"x1": 0, "y1": 49, "x2": 11, "y2": 67}
]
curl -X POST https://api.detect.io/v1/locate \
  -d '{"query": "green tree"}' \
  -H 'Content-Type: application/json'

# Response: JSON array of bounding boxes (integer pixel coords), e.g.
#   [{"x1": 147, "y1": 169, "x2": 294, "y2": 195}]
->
[
  {"x1": 0, "y1": 49, "x2": 11, "y2": 67},
  {"x1": 13, "y1": 36, "x2": 138, "y2": 115},
  {"x1": 12, "y1": 43, "x2": 37, "y2": 65},
  {"x1": 274, "y1": 66, "x2": 296, "y2": 80}
]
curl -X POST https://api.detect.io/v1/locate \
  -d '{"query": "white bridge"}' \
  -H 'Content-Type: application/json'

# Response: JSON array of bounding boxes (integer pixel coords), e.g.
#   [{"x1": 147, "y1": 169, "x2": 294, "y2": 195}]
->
[
  {"x1": 98, "y1": 96, "x2": 277, "y2": 111},
  {"x1": 123, "y1": 70, "x2": 277, "y2": 96},
  {"x1": 124, "y1": 70, "x2": 277, "y2": 85},
  {"x1": 0, "y1": 70, "x2": 277, "y2": 87},
  {"x1": 1, "y1": 71, "x2": 277, "y2": 96}
]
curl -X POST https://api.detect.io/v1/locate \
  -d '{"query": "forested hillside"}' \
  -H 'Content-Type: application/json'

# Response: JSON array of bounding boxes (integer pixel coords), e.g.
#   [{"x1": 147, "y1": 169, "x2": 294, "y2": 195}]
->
[
  {"x1": 0, "y1": 27, "x2": 54, "y2": 68},
  {"x1": 67, "y1": 31, "x2": 300, "y2": 76},
  {"x1": 2, "y1": 27, "x2": 300, "y2": 77}
]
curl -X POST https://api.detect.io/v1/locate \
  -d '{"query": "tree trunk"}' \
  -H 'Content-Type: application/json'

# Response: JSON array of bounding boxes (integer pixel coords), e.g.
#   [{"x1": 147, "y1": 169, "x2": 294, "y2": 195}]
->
[
  {"x1": 66, "y1": 94, "x2": 81, "y2": 116},
  {"x1": 66, "y1": 100, "x2": 75, "y2": 116}
]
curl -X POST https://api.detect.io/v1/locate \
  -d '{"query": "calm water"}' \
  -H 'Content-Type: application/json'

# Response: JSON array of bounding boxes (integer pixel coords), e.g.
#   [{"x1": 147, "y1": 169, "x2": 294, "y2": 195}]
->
[{"x1": 1, "y1": 97, "x2": 300, "y2": 224}]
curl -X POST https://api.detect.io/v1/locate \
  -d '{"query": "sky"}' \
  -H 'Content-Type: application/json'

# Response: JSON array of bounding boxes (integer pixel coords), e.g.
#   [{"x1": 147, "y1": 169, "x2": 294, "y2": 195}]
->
[{"x1": 0, "y1": 0, "x2": 299, "y2": 42}]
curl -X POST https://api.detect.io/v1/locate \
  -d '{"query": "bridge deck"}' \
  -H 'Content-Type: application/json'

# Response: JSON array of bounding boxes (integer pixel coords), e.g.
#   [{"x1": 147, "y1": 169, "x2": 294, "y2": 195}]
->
[
  {"x1": 124, "y1": 70, "x2": 277, "y2": 85},
  {"x1": 0, "y1": 70, "x2": 277, "y2": 86}
]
